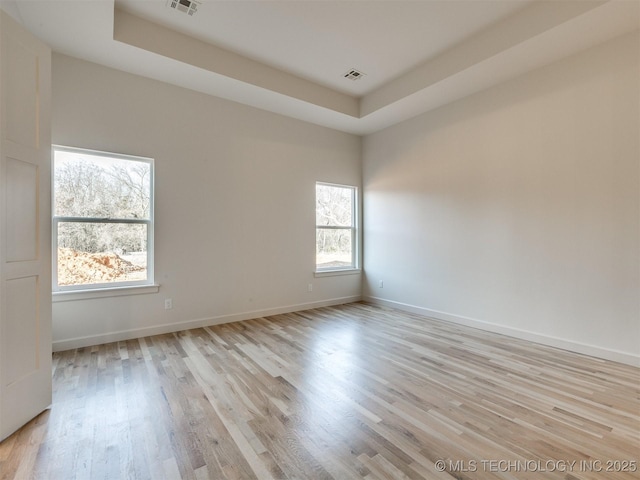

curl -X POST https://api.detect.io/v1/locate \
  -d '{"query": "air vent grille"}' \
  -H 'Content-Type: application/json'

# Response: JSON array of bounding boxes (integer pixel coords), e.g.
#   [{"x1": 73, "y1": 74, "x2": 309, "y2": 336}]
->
[
  {"x1": 167, "y1": 0, "x2": 200, "y2": 16},
  {"x1": 344, "y1": 69, "x2": 365, "y2": 81}
]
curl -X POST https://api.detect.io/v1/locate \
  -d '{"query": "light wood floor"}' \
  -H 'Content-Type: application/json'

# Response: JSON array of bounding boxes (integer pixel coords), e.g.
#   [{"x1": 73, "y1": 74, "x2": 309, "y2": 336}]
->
[{"x1": 1, "y1": 303, "x2": 638, "y2": 480}]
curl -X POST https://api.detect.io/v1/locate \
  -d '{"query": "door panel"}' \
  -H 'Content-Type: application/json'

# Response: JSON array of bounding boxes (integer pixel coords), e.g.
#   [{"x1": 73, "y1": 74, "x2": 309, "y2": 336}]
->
[
  {"x1": 5, "y1": 34, "x2": 39, "y2": 149},
  {"x1": 0, "y1": 10, "x2": 52, "y2": 442},
  {"x1": 5, "y1": 276, "x2": 39, "y2": 385},
  {"x1": 6, "y1": 158, "x2": 39, "y2": 262}
]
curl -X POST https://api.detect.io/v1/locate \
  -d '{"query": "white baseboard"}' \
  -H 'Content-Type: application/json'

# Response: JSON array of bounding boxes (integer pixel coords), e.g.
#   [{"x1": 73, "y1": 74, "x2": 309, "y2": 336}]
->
[
  {"x1": 365, "y1": 296, "x2": 640, "y2": 367},
  {"x1": 52, "y1": 295, "x2": 362, "y2": 352}
]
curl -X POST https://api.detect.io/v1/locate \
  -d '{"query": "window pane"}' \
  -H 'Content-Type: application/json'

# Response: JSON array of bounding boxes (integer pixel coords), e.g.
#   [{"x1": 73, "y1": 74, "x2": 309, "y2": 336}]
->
[
  {"x1": 54, "y1": 150, "x2": 151, "y2": 219},
  {"x1": 316, "y1": 228, "x2": 353, "y2": 269},
  {"x1": 316, "y1": 184, "x2": 353, "y2": 227},
  {"x1": 57, "y1": 222, "x2": 147, "y2": 286}
]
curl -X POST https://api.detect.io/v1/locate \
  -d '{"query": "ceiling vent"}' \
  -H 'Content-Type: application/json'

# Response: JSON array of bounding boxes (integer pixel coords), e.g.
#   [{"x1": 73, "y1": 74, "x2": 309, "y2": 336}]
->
[
  {"x1": 167, "y1": 0, "x2": 200, "y2": 16},
  {"x1": 343, "y1": 69, "x2": 365, "y2": 81}
]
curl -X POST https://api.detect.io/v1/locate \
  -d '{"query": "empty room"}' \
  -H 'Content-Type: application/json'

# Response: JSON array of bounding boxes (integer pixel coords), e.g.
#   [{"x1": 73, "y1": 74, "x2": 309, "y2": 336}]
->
[{"x1": 0, "y1": 0, "x2": 638, "y2": 479}]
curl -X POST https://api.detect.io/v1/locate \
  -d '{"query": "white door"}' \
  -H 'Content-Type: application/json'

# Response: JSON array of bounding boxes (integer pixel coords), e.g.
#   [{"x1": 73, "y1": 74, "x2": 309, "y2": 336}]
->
[{"x1": 0, "y1": 10, "x2": 52, "y2": 442}]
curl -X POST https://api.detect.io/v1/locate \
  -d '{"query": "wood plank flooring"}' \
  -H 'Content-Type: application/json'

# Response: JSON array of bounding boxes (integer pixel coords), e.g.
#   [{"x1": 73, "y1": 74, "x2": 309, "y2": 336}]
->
[{"x1": 1, "y1": 302, "x2": 638, "y2": 479}]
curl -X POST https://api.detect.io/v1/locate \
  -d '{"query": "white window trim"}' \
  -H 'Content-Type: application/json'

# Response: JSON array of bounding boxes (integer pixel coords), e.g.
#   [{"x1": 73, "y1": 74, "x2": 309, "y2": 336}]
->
[
  {"x1": 52, "y1": 284, "x2": 160, "y2": 302},
  {"x1": 314, "y1": 268, "x2": 361, "y2": 278},
  {"x1": 315, "y1": 182, "x2": 359, "y2": 274},
  {"x1": 52, "y1": 145, "x2": 155, "y2": 293}
]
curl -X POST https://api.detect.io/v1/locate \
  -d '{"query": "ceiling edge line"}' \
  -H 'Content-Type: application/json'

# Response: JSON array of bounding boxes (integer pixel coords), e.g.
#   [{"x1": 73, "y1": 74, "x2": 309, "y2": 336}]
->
[{"x1": 112, "y1": 7, "x2": 360, "y2": 119}]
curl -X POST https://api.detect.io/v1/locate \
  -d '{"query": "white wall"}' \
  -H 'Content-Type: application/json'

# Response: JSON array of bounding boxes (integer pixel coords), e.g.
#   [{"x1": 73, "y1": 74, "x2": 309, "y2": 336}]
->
[
  {"x1": 363, "y1": 32, "x2": 639, "y2": 365},
  {"x1": 51, "y1": 54, "x2": 362, "y2": 350}
]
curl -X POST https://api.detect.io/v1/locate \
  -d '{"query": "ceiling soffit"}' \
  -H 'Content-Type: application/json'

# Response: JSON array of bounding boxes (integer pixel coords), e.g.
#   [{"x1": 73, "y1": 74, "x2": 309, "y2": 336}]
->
[
  {"x1": 111, "y1": 0, "x2": 639, "y2": 134},
  {"x1": 8, "y1": 0, "x2": 640, "y2": 134}
]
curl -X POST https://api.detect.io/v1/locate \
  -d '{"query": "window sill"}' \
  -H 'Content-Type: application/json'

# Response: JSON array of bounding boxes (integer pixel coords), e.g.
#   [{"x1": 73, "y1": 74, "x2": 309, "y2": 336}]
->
[
  {"x1": 52, "y1": 284, "x2": 160, "y2": 302},
  {"x1": 314, "y1": 268, "x2": 361, "y2": 278}
]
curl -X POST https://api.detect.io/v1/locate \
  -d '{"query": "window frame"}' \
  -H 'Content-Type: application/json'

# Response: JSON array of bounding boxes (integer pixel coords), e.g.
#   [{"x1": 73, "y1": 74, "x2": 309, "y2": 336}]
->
[
  {"x1": 52, "y1": 145, "x2": 155, "y2": 293},
  {"x1": 315, "y1": 182, "x2": 359, "y2": 273}
]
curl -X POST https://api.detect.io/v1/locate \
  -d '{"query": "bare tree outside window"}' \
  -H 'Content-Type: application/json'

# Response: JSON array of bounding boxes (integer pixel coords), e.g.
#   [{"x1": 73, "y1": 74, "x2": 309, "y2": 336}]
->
[
  {"x1": 316, "y1": 183, "x2": 357, "y2": 270},
  {"x1": 53, "y1": 147, "x2": 154, "y2": 290}
]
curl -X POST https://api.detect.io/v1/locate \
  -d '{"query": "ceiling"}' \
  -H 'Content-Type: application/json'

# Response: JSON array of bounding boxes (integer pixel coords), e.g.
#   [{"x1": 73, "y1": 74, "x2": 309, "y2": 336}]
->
[
  {"x1": 2, "y1": 0, "x2": 639, "y2": 135},
  {"x1": 114, "y1": 0, "x2": 532, "y2": 97}
]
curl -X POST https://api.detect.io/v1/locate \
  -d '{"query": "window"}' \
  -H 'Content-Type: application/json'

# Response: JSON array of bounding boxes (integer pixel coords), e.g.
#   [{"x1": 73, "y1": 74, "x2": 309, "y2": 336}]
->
[
  {"x1": 53, "y1": 146, "x2": 154, "y2": 291},
  {"x1": 316, "y1": 182, "x2": 358, "y2": 271}
]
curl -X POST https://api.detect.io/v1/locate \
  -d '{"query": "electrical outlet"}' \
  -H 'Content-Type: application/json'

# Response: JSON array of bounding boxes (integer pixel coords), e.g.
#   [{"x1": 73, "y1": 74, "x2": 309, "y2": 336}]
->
[
  {"x1": 379, "y1": 280, "x2": 384, "y2": 288},
  {"x1": 308, "y1": 283, "x2": 313, "y2": 292},
  {"x1": 164, "y1": 298, "x2": 173, "y2": 310}
]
